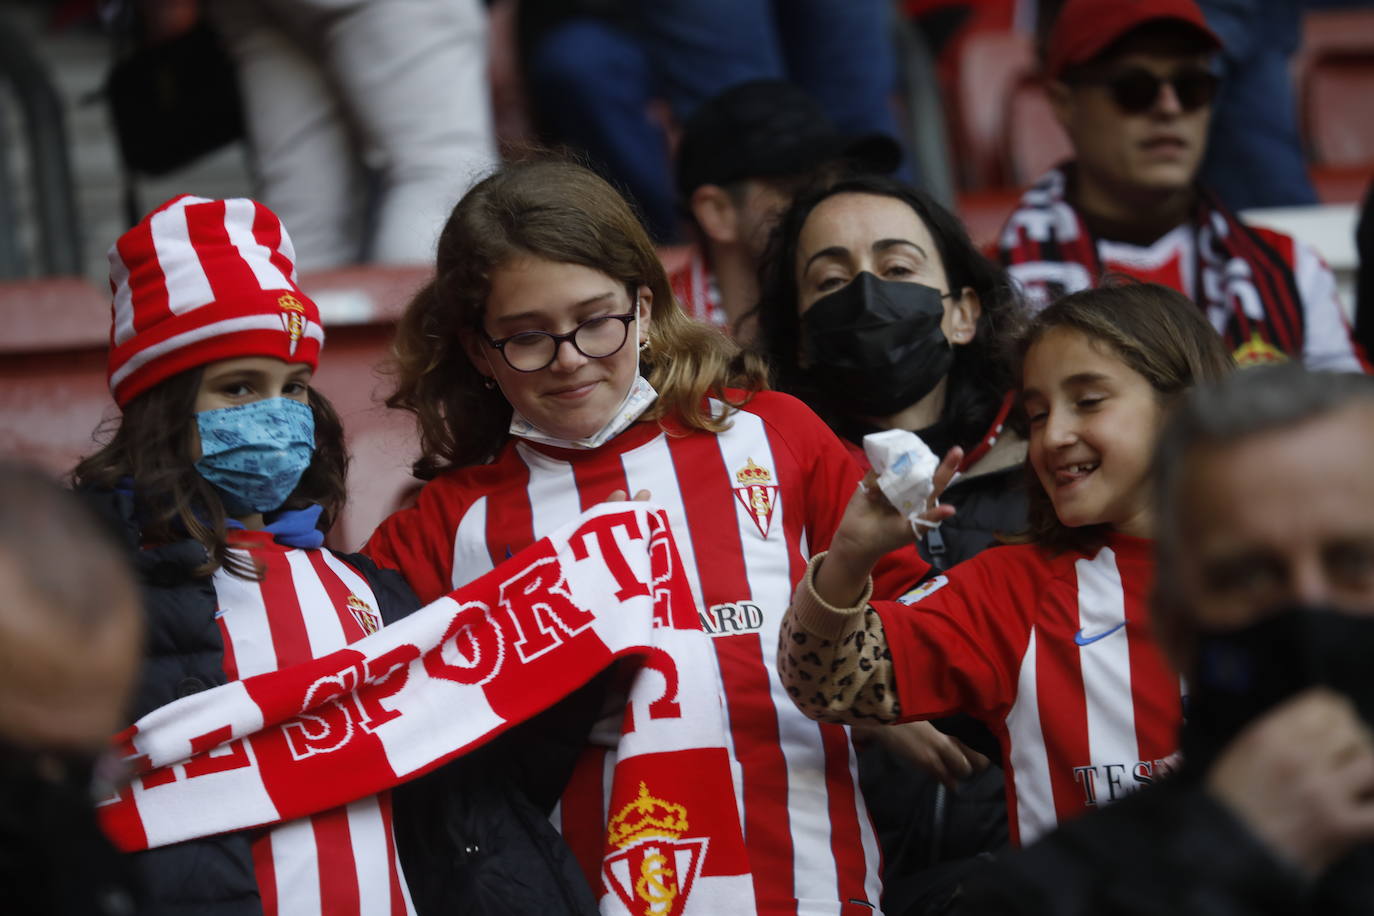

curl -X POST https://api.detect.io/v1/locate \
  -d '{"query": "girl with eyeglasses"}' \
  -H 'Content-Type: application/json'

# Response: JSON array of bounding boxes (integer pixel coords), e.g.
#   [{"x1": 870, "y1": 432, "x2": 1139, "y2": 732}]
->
[{"x1": 366, "y1": 158, "x2": 927, "y2": 915}]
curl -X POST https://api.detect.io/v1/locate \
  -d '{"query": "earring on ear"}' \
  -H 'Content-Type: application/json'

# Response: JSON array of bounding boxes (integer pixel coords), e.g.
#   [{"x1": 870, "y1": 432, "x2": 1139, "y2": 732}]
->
[
  {"x1": 638, "y1": 336, "x2": 651, "y2": 353},
  {"x1": 482, "y1": 376, "x2": 496, "y2": 390}
]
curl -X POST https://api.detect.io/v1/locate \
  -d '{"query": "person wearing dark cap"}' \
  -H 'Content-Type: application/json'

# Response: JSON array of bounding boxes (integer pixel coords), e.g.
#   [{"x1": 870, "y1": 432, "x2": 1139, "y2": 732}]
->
[
  {"x1": 670, "y1": 80, "x2": 901, "y2": 339},
  {"x1": 997, "y1": 0, "x2": 1365, "y2": 372}
]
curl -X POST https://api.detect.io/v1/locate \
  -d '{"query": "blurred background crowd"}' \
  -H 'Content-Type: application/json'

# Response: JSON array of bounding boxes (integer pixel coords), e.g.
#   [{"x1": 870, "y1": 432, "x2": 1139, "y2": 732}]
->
[{"x1": 3, "y1": 0, "x2": 1371, "y2": 546}]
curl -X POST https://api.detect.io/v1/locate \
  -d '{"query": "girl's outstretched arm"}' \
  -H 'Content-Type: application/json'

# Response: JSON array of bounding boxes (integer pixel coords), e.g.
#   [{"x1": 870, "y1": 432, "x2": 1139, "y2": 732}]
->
[
  {"x1": 778, "y1": 447, "x2": 960, "y2": 725},
  {"x1": 778, "y1": 545, "x2": 988, "y2": 786}
]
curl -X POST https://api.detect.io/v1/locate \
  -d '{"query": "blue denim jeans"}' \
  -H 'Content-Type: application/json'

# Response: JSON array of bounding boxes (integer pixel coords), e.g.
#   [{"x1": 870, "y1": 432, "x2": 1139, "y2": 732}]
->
[
  {"x1": 1198, "y1": 0, "x2": 1318, "y2": 211},
  {"x1": 526, "y1": 0, "x2": 903, "y2": 242}
]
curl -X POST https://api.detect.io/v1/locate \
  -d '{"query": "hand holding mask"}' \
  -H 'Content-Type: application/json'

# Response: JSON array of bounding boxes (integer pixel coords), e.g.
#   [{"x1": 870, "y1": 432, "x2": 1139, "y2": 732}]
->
[{"x1": 863, "y1": 429, "x2": 941, "y2": 537}]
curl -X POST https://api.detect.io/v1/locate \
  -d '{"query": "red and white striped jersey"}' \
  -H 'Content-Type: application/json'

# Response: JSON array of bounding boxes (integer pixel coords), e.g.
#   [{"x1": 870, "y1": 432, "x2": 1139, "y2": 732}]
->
[
  {"x1": 881, "y1": 534, "x2": 1181, "y2": 847},
  {"x1": 213, "y1": 531, "x2": 415, "y2": 916},
  {"x1": 668, "y1": 243, "x2": 727, "y2": 329},
  {"x1": 368, "y1": 391, "x2": 922, "y2": 915}
]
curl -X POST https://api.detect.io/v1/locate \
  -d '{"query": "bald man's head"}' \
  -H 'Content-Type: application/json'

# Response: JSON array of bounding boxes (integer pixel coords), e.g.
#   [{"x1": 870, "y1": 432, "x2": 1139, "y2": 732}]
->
[{"x1": 0, "y1": 462, "x2": 141, "y2": 752}]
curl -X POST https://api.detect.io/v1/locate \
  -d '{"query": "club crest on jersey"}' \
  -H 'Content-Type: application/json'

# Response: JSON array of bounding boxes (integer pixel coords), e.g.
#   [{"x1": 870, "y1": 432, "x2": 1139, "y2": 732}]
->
[
  {"x1": 277, "y1": 293, "x2": 307, "y2": 355},
  {"x1": 732, "y1": 458, "x2": 777, "y2": 539},
  {"x1": 1231, "y1": 331, "x2": 1287, "y2": 368},
  {"x1": 603, "y1": 783, "x2": 707, "y2": 916},
  {"x1": 346, "y1": 594, "x2": 381, "y2": 636}
]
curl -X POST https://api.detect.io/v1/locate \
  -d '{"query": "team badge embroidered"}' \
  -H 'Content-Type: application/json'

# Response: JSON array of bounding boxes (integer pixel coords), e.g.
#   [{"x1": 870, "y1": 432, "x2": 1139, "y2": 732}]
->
[
  {"x1": 603, "y1": 783, "x2": 707, "y2": 916},
  {"x1": 732, "y1": 458, "x2": 777, "y2": 539},
  {"x1": 277, "y1": 293, "x2": 307, "y2": 355},
  {"x1": 1230, "y1": 331, "x2": 1287, "y2": 368},
  {"x1": 346, "y1": 594, "x2": 381, "y2": 636}
]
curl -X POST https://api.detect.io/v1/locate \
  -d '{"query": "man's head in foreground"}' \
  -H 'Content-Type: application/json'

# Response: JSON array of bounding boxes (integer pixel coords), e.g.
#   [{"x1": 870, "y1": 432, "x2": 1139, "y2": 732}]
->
[
  {"x1": 1154, "y1": 366, "x2": 1374, "y2": 665},
  {"x1": 0, "y1": 461, "x2": 143, "y2": 912},
  {"x1": 0, "y1": 461, "x2": 141, "y2": 759},
  {"x1": 1150, "y1": 366, "x2": 1374, "y2": 879}
]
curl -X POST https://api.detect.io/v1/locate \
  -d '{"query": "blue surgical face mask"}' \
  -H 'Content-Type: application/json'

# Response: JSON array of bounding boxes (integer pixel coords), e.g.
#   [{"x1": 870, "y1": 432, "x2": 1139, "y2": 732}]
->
[{"x1": 194, "y1": 398, "x2": 315, "y2": 515}]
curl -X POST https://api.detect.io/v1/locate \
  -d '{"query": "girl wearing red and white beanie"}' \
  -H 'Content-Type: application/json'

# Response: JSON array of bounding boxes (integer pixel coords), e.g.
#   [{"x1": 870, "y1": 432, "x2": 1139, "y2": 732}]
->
[{"x1": 73, "y1": 195, "x2": 429, "y2": 915}]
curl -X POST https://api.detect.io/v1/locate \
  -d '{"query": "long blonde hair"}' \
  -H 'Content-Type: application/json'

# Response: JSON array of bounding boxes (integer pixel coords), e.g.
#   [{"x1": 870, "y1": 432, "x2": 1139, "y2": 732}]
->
[{"x1": 387, "y1": 157, "x2": 767, "y2": 477}]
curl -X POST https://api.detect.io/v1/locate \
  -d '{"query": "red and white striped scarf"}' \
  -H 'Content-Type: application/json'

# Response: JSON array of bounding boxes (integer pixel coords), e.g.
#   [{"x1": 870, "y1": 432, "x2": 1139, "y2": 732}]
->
[
  {"x1": 997, "y1": 166, "x2": 1308, "y2": 360},
  {"x1": 99, "y1": 503, "x2": 755, "y2": 916}
]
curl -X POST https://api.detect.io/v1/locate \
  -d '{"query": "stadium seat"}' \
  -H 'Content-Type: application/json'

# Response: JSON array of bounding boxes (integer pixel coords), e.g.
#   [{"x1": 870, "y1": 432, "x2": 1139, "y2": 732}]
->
[
  {"x1": 1296, "y1": 9, "x2": 1374, "y2": 203},
  {"x1": 0, "y1": 278, "x2": 117, "y2": 483},
  {"x1": 949, "y1": 26, "x2": 1071, "y2": 195},
  {"x1": 955, "y1": 188, "x2": 1022, "y2": 251},
  {"x1": 952, "y1": 28, "x2": 1039, "y2": 190},
  {"x1": 1003, "y1": 75, "x2": 1072, "y2": 188}
]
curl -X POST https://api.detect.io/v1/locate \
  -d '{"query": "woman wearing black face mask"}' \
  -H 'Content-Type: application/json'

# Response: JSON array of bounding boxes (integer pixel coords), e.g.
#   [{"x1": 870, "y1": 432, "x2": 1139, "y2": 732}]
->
[
  {"x1": 754, "y1": 175, "x2": 1028, "y2": 578},
  {"x1": 752, "y1": 175, "x2": 1027, "y2": 916}
]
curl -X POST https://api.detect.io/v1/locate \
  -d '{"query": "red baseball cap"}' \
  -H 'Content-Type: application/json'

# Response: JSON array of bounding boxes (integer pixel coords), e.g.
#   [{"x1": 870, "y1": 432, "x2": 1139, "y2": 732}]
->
[{"x1": 1044, "y1": 0, "x2": 1222, "y2": 79}]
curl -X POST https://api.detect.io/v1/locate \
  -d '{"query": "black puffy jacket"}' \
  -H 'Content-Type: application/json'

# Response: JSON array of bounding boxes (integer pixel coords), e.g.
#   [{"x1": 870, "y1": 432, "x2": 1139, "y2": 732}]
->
[
  {"x1": 80, "y1": 487, "x2": 598, "y2": 916},
  {"x1": 955, "y1": 773, "x2": 1374, "y2": 916}
]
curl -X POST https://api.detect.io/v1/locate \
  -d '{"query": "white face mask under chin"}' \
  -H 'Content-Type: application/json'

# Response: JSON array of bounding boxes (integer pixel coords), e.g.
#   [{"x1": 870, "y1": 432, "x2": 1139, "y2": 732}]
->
[{"x1": 505, "y1": 310, "x2": 658, "y2": 450}]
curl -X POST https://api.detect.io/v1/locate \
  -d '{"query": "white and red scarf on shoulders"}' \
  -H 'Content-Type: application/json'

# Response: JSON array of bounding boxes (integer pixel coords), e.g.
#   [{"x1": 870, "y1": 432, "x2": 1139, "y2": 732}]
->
[
  {"x1": 98, "y1": 503, "x2": 754, "y2": 916},
  {"x1": 997, "y1": 165, "x2": 1307, "y2": 362}
]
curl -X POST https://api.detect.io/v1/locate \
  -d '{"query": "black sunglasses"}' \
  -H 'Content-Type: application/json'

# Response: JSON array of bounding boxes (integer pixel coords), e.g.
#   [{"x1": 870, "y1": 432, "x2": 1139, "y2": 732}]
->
[{"x1": 1079, "y1": 66, "x2": 1219, "y2": 114}]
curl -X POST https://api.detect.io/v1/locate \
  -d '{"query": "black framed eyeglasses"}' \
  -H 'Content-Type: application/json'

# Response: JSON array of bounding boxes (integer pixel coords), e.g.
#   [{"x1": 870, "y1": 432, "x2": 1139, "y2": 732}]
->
[
  {"x1": 1078, "y1": 66, "x2": 1219, "y2": 114},
  {"x1": 482, "y1": 311, "x2": 637, "y2": 372}
]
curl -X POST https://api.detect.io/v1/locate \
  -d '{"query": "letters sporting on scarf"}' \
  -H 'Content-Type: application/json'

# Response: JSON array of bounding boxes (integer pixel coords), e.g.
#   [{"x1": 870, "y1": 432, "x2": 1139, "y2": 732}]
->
[{"x1": 98, "y1": 503, "x2": 755, "y2": 916}]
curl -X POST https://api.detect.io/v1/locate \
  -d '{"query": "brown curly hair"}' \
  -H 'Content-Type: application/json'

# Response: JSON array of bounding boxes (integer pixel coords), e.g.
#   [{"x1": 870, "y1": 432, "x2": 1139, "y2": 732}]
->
[{"x1": 386, "y1": 157, "x2": 768, "y2": 478}]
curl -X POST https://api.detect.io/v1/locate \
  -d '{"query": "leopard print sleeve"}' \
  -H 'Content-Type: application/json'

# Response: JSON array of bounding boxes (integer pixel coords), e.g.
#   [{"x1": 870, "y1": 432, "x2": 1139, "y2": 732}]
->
[{"x1": 777, "y1": 551, "x2": 901, "y2": 724}]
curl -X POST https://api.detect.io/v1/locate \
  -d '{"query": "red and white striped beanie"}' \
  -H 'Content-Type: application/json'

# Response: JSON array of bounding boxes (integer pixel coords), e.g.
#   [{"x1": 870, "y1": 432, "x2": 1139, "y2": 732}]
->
[{"x1": 106, "y1": 195, "x2": 325, "y2": 407}]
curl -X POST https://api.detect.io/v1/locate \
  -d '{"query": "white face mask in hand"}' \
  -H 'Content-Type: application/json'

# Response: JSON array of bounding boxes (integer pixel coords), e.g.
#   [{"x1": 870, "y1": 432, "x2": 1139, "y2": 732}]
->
[{"x1": 506, "y1": 311, "x2": 658, "y2": 450}]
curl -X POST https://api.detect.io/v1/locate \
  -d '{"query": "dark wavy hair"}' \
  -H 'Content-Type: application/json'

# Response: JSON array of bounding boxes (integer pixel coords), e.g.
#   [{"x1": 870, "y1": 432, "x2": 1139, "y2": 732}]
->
[
  {"x1": 751, "y1": 175, "x2": 1020, "y2": 451},
  {"x1": 1012, "y1": 281, "x2": 1234, "y2": 554},
  {"x1": 73, "y1": 369, "x2": 348, "y2": 580},
  {"x1": 386, "y1": 156, "x2": 768, "y2": 478}
]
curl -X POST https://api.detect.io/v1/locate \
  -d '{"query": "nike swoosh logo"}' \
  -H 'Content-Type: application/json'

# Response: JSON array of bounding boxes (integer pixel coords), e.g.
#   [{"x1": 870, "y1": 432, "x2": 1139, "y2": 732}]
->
[{"x1": 1074, "y1": 622, "x2": 1125, "y2": 646}]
